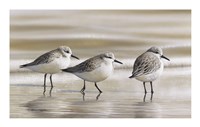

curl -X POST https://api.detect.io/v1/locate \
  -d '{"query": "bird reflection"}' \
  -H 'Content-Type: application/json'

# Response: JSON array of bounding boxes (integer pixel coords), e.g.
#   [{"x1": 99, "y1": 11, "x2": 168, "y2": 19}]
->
[
  {"x1": 43, "y1": 85, "x2": 53, "y2": 97},
  {"x1": 49, "y1": 86, "x2": 53, "y2": 97},
  {"x1": 81, "y1": 92, "x2": 85, "y2": 101},
  {"x1": 80, "y1": 92, "x2": 102, "y2": 101},
  {"x1": 96, "y1": 93, "x2": 102, "y2": 100},
  {"x1": 134, "y1": 101, "x2": 161, "y2": 118},
  {"x1": 134, "y1": 93, "x2": 161, "y2": 118},
  {"x1": 25, "y1": 96, "x2": 56, "y2": 116},
  {"x1": 143, "y1": 93, "x2": 154, "y2": 102}
]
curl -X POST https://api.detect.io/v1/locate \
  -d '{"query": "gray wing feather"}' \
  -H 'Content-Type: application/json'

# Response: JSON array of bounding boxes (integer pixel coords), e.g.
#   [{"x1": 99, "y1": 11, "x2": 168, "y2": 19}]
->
[
  {"x1": 65, "y1": 55, "x2": 103, "y2": 73},
  {"x1": 21, "y1": 49, "x2": 61, "y2": 67},
  {"x1": 132, "y1": 52, "x2": 160, "y2": 77}
]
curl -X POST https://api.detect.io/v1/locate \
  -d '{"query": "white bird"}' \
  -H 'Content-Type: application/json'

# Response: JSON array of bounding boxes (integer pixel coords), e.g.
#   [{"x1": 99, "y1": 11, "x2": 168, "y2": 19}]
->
[
  {"x1": 62, "y1": 52, "x2": 123, "y2": 93},
  {"x1": 129, "y1": 46, "x2": 170, "y2": 94},
  {"x1": 20, "y1": 46, "x2": 79, "y2": 95}
]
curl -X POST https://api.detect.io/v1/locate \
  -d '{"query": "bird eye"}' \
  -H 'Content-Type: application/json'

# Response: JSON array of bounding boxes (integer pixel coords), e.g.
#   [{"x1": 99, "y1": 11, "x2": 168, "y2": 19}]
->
[
  {"x1": 105, "y1": 56, "x2": 112, "y2": 59},
  {"x1": 155, "y1": 51, "x2": 159, "y2": 54},
  {"x1": 65, "y1": 50, "x2": 70, "y2": 53}
]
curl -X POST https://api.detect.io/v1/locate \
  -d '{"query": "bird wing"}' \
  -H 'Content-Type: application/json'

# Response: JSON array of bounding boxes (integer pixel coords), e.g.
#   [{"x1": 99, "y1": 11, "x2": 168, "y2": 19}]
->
[
  {"x1": 22, "y1": 49, "x2": 61, "y2": 67},
  {"x1": 64, "y1": 55, "x2": 103, "y2": 73},
  {"x1": 132, "y1": 52, "x2": 161, "y2": 77}
]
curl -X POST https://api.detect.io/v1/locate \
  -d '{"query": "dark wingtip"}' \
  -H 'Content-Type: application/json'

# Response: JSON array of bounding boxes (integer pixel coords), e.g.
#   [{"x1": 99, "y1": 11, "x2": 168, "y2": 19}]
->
[
  {"x1": 129, "y1": 75, "x2": 134, "y2": 78},
  {"x1": 19, "y1": 65, "x2": 25, "y2": 68},
  {"x1": 61, "y1": 69, "x2": 66, "y2": 72},
  {"x1": 62, "y1": 68, "x2": 68, "y2": 72}
]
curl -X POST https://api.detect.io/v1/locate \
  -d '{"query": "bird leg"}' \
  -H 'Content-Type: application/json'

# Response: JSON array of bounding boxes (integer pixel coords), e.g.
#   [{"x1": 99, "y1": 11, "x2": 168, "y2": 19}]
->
[
  {"x1": 96, "y1": 92, "x2": 102, "y2": 101},
  {"x1": 95, "y1": 82, "x2": 102, "y2": 93},
  {"x1": 150, "y1": 81, "x2": 154, "y2": 94},
  {"x1": 49, "y1": 74, "x2": 54, "y2": 95},
  {"x1": 80, "y1": 80, "x2": 86, "y2": 93},
  {"x1": 150, "y1": 92, "x2": 154, "y2": 101},
  {"x1": 43, "y1": 73, "x2": 47, "y2": 95},
  {"x1": 143, "y1": 82, "x2": 147, "y2": 94},
  {"x1": 143, "y1": 92, "x2": 147, "y2": 102}
]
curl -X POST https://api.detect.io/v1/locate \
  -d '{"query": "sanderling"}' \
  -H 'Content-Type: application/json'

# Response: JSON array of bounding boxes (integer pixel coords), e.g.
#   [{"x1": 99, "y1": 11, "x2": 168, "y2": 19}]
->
[
  {"x1": 62, "y1": 52, "x2": 123, "y2": 93},
  {"x1": 129, "y1": 46, "x2": 170, "y2": 95},
  {"x1": 20, "y1": 46, "x2": 79, "y2": 95}
]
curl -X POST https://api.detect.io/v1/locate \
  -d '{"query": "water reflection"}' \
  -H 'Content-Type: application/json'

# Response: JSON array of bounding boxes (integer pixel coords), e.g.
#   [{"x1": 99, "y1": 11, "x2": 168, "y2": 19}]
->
[
  {"x1": 45, "y1": 74, "x2": 54, "y2": 96},
  {"x1": 24, "y1": 93, "x2": 105, "y2": 118},
  {"x1": 24, "y1": 92, "x2": 162, "y2": 118},
  {"x1": 134, "y1": 101, "x2": 162, "y2": 118},
  {"x1": 143, "y1": 93, "x2": 154, "y2": 102},
  {"x1": 49, "y1": 86, "x2": 53, "y2": 96},
  {"x1": 43, "y1": 85, "x2": 54, "y2": 97},
  {"x1": 96, "y1": 93, "x2": 102, "y2": 100},
  {"x1": 25, "y1": 96, "x2": 66, "y2": 118},
  {"x1": 81, "y1": 92, "x2": 102, "y2": 101}
]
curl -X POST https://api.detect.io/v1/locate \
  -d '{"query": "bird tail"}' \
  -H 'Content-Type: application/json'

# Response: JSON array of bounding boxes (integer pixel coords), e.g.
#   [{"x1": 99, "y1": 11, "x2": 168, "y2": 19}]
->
[
  {"x1": 129, "y1": 75, "x2": 135, "y2": 78},
  {"x1": 62, "y1": 67, "x2": 74, "y2": 73},
  {"x1": 129, "y1": 72, "x2": 137, "y2": 78}
]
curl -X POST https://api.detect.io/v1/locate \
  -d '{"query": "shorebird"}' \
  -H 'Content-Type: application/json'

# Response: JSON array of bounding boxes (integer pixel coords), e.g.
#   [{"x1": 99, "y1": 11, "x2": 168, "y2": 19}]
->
[
  {"x1": 62, "y1": 52, "x2": 123, "y2": 93},
  {"x1": 20, "y1": 46, "x2": 79, "y2": 95},
  {"x1": 129, "y1": 46, "x2": 170, "y2": 95}
]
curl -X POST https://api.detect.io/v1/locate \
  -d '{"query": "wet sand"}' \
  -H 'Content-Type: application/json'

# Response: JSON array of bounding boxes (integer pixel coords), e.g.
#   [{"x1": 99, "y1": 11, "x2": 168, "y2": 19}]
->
[{"x1": 10, "y1": 68, "x2": 190, "y2": 118}]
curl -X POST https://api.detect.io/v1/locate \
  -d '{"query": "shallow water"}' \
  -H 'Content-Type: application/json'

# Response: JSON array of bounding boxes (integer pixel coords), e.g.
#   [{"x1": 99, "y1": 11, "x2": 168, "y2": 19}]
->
[{"x1": 10, "y1": 10, "x2": 191, "y2": 118}]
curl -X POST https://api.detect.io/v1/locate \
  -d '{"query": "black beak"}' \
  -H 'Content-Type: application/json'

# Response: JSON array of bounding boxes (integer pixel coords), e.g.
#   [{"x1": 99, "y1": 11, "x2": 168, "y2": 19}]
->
[
  {"x1": 71, "y1": 54, "x2": 79, "y2": 60},
  {"x1": 114, "y1": 59, "x2": 123, "y2": 64},
  {"x1": 161, "y1": 55, "x2": 170, "y2": 61}
]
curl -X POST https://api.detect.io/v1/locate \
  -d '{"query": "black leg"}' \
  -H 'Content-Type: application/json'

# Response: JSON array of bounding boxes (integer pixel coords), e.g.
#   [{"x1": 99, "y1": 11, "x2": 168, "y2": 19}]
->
[
  {"x1": 150, "y1": 81, "x2": 154, "y2": 94},
  {"x1": 50, "y1": 74, "x2": 53, "y2": 88},
  {"x1": 143, "y1": 92, "x2": 147, "y2": 102},
  {"x1": 43, "y1": 73, "x2": 47, "y2": 95},
  {"x1": 150, "y1": 81, "x2": 154, "y2": 101},
  {"x1": 96, "y1": 92, "x2": 102, "y2": 101},
  {"x1": 49, "y1": 74, "x2": 53, "y2": 95},
  {"x1": 80, "y1": 80, "x2": 86, "y2": 93},
  {"x1": 150, "y1": 92, "x2": 154, "y2": 101},
  {"x1": 143, "y1": 82, "x2": 147, "y2": 94},
  {"x1": 95, "y1": 82, "x2": 102, "y2": 93}
]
